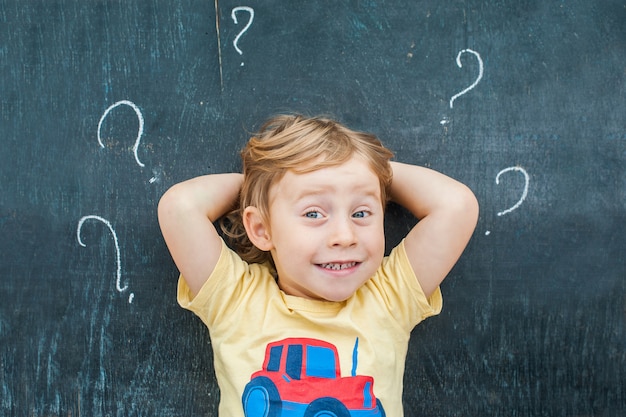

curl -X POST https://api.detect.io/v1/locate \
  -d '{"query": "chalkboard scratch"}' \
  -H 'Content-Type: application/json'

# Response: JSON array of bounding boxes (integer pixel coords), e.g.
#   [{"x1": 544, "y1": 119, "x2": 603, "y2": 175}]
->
[{"x1": 215, "y1": 0, "x2": 224, "y2": 91}]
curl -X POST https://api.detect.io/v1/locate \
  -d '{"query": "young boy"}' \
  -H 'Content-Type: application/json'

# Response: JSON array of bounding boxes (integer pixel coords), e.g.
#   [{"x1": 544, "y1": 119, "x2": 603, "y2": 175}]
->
[{"x1": 158, "y1": 114, "x2": 479, "y2": 416}]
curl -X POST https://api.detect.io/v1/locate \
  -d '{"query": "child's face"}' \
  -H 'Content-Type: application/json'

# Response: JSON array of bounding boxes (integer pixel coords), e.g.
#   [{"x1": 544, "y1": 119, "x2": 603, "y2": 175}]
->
[{"x1": 265, "y1": 156, "x2": 386, "y2": 302}]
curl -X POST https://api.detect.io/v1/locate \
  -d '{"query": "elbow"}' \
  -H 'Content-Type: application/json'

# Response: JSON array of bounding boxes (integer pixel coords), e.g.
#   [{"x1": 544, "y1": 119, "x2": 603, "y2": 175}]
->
[
  {"x1": 457, "y1": 184, "x2": 480, "y2": 229},
  {"x1": 157, "y1": 184, "x2": 187, "y2": 225},
  {"x1": 157, "y1": 187, "x2": 174, "y2": 227}
]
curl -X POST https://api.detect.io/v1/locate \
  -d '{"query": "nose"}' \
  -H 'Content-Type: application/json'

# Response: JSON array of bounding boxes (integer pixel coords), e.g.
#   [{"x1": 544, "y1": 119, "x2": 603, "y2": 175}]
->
[{"x1": 328, "y1": 216, "x2": 358, "y2": 247}]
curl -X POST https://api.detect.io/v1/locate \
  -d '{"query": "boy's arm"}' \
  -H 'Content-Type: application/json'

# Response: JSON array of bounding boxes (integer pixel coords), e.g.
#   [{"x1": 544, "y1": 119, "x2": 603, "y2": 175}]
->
[
  {"x1": 158, "y1": 173, "x2": 243, "y2": 296},
  {"x1": 389, "y1": 161, "x2": 479, "y2": 298}
]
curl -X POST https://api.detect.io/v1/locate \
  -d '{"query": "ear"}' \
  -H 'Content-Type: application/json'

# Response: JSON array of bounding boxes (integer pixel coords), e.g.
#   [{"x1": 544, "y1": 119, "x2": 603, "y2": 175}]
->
[{"x1": 243, "y1": 206, "x2": 274, "y2": 251}]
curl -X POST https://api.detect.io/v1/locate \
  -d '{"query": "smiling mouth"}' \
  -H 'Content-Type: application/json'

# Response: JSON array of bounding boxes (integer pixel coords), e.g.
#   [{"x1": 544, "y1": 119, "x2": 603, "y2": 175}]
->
[{"x1": 319, "y1": 262, "x2": 358, "y2": 271}]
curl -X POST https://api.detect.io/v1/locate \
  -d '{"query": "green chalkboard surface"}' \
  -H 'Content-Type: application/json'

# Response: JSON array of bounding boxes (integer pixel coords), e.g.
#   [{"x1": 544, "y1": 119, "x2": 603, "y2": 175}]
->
[{"x1": 1, "y1": 0, "x2": 625, "y2": 415}]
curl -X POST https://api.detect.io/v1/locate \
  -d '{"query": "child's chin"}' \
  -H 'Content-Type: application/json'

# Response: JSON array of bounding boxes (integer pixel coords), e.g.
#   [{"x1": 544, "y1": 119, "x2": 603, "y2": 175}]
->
[{"x1": 321, "y1": 288, "x2": 358, "y2": 303}]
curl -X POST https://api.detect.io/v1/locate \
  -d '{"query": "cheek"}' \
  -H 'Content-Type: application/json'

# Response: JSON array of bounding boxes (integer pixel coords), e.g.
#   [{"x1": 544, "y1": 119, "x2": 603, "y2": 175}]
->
[
  {"x1": 269, "y1": 227, "x2": 303, "y2": 258},
  {"x1": 370, "y1": 226, "x2": 386, "y2": 256},
  {"x1": 352, "y1": 227, "x2": 380, "y2": 258}
]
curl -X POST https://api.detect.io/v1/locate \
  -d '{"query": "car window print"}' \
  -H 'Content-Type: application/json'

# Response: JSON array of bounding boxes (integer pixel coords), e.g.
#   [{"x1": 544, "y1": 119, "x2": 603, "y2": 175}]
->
[{"x1": 241, "y1": 337, "x2": 386, "y2": 417}]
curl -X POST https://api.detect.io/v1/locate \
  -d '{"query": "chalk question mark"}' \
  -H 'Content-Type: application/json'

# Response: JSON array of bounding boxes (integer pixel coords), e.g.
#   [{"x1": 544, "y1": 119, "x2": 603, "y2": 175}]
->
[
  {"x1": 97, "y1": 100, "x2": 159, "y2": 183},
  {"x1": 77, "y1": 215, "x2": 134, "y2": 303},
  {"x1": 441, "y1": 49, "x2": 484, "y2": 125},
  {"x1": 485, "y1": 166, "x2": 530, "y2": 236},
  {"x1": 231, "y1": 6, "x2": 255, "y2": 66},
  {"x1": 97, "y1": 100, "x2": 145, "y2": 166},
  {"x1": 450, "y1": 49, "x2": 484, "y2": 108}
]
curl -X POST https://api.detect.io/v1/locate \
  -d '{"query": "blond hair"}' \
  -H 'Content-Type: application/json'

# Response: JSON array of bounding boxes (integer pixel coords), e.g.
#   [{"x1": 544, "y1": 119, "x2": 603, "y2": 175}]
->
[{"x1": 221, "y1": 114, "x2": 394, "y2": 265}]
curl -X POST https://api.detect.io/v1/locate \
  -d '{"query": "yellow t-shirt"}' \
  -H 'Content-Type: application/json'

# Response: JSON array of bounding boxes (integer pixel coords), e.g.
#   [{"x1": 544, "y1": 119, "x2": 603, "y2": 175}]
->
[{"x1": 178, "y1": 239, "x2": 442, "y2": 417}]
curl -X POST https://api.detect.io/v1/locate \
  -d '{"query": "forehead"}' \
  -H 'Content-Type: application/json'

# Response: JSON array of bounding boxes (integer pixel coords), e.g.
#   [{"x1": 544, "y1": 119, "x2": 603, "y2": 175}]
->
[{"x1": 270, "y1": 156, "x2": 382, "y2": 202}]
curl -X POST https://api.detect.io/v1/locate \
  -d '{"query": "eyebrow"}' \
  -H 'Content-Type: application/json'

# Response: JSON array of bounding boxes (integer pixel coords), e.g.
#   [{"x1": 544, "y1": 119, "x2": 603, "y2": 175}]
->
[{"x1": 293, "y1": 184, "x2": 381, "y2": 203}]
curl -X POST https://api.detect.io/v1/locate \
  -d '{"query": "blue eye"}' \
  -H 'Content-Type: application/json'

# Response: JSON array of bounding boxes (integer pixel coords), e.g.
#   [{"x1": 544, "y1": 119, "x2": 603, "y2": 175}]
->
[
  {"x1": 352, "y1": 210, "x2": 369, "y2": 218},
  {"x1": 305, "y1": 211, "x2": 322, "y2": 219}
]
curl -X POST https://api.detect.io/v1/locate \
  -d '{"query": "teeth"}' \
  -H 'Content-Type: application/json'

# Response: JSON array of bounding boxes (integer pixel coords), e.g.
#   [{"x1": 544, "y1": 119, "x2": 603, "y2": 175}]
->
[{"x1": 320, "y1": 262, "x2": 357, "y2": 270}]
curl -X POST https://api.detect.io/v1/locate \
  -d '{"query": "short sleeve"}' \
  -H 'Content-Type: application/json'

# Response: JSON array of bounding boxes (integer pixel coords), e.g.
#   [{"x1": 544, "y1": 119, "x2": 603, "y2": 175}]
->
[
  {"x1": 370, "y1": 239, "x2": 443, "y2": 331},
  {"x1": 176, "y1": 239, "x2": 277, "y2": 331}
]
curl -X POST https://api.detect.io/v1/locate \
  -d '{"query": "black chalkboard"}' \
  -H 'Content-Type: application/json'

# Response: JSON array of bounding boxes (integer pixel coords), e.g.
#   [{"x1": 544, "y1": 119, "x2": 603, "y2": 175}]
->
[{"x1": 1, "y1": 0, "x2": 625, "y2": 415}]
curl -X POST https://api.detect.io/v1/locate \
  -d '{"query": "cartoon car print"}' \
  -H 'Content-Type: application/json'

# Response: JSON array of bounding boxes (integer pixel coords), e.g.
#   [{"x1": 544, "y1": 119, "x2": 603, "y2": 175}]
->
[{"x1": 242, "y1": 337, "x2": 385, "y2": 416}]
